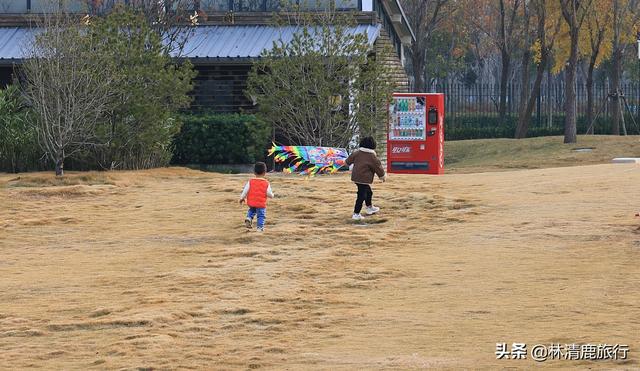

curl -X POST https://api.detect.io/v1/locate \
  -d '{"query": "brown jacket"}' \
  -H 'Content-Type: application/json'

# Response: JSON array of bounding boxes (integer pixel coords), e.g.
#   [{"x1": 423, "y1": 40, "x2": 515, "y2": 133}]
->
[{"x1": 345, "y1": 148, "x2": 385, "y2": 184}]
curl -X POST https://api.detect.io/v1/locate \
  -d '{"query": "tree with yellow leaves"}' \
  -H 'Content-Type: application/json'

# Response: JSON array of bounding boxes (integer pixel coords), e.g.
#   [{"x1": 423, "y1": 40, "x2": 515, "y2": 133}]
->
[
  {"x1": 559, "y1": 0, "x2": 593, "y2": 143},
  {"x1": 583, "y1": 1, "x2": 613, "y2": 133},
  {"x1": 515, "y1": 0, "x2": 562, "y2": 139},
  {"x1": 608, "y1": 0, "x2": 640, "y2": 135}
]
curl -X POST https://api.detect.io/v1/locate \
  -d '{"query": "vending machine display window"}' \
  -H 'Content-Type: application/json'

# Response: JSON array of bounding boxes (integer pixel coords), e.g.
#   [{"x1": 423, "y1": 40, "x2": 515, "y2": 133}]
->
[{"x1": 390, "y1": 96, "x2": 426, "y2": 141}]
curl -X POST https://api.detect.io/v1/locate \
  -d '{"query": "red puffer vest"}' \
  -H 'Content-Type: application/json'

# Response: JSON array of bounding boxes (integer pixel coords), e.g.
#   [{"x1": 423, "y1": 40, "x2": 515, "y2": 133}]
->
[{"x1": 247, "y1": 178, "x2": 269, "y2": 208}]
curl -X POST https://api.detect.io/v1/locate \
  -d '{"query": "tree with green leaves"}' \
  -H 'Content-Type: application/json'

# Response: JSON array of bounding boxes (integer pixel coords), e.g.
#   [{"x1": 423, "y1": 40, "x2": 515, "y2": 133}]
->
[
  {"x1": 87, "y1": 5, "x2": 196, "y2": 170},
  {"x1": 0, "y1": 85, "x2": 37, "y2": 173},
  {"x1": 22, "y1": 4, "x2": 196, "y2": 174},
  {"x1": 245, "y1": 9, "x2": 393, "y2": 149}
]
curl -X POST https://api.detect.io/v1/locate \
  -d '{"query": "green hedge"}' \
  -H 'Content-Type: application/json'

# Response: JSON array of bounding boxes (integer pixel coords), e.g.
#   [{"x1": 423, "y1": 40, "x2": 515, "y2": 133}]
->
[
  {"x1": 0, "y1": 85, "x2": 44, "y2": 173},
  {"x1": 171, "y1": 113, "x2": 272, "y2": 165},
  {"x1": 444, "y1": 114, "x2": 632, "y2": 140}
]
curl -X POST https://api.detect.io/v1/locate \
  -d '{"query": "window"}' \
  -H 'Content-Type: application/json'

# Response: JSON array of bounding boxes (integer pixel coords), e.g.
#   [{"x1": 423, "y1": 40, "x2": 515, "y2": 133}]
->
[
  {"x1": 29, "y1": 0, "x2": 85, "y2": 13},
  {"x1": 0, "y1": 0, "x2": 28, "y2": 13},
  {"x1": 232, "y1": 0, "x2": 265, "y2": 12},
  {"x1": 200, "y1": 0, "x2": 231, "y2": 11},
  {"x1": 297, "y1": 0, "x2": 359, "y2": 11}
]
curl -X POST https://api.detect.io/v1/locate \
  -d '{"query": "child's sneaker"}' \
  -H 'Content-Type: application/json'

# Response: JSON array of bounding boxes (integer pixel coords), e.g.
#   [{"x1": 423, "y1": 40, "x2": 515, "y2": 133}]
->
[
  {"x1": 256, "y1": 227, "x2": 264, "y2": 232},
  {"x1": 244, "y1": 218, "x2": 252, "y2": 229},
  {"x1": 365, "y1": 206, "x2": 380, "y2": 215},
  {"x1": 352, "y1": 213, "x2": 365, "y2": 221}
]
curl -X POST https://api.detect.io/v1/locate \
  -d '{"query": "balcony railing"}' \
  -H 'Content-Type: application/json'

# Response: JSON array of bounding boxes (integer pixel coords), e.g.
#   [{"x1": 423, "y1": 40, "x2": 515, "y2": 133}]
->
[
  {"x1": 0, "y1": 0, "x2": 362, "y2": 14},
  {"x1": 199, "y1": 0, "x2": 361, "y2": 12}
]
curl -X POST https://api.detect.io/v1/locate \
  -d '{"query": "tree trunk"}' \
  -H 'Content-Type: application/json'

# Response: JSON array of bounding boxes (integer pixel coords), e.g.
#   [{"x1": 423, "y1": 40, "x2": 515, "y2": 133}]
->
[
  {"x1": 517, "y1": 1, "x2": 531, "y2": 122},
  {"x1": 610, "y1": 48, "x2": 622, "y2": 135},
  {"x1": 55, "y1": 158, "x2": 64, "y2": 177},
  {"x1": 411, "y1": 43, "x2": 426, "y2": 92},
  {"x1": 499, "y1": 49, "x2": 510, "y2": 123},
  {"x1": 564, "y1": 30, "x2": 579, "y2": 144},
  {"x1": 547, "y1": 66, "x2": 553, "y2": 127},
  {"x1": 585, "y1": 56, "x2": 596, "y2": 134},
  {"x1": 518, "y1": 50, "x2": 531, "y2": 118},
  {"x1": 515, "y1": 58, "x2": 547, "y2": 139}
]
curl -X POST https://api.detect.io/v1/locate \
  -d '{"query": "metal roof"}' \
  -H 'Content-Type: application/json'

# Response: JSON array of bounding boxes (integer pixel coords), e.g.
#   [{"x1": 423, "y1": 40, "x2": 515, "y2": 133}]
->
[
  {"x1": 181, "y1": 24, "x2": 381, "y2": 59},
  {"x1": 0, "y1": 24, "x2": 381, "y2": 63},
  {"x1": 0, "y1": 27, "x2": 34, "y2": 61}
]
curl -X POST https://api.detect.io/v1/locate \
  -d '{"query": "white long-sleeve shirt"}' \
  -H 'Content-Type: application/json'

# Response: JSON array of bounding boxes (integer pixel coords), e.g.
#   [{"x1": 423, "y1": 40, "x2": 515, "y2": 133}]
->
[{"x1": 240, "y1": 180, "x2": 274, "y2": 200}]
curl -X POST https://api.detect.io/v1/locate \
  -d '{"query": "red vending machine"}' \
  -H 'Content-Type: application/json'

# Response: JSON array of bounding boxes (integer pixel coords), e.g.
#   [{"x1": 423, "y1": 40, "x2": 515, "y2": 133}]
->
[{"x1": 387, "y1": 93, "x2": 444, "y2": 175}]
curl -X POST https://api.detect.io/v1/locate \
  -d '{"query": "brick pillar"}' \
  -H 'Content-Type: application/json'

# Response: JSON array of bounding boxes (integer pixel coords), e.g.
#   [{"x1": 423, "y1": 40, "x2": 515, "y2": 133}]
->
[{"x1": 374, "y1": 28, "x2": 409, "y2": 169}]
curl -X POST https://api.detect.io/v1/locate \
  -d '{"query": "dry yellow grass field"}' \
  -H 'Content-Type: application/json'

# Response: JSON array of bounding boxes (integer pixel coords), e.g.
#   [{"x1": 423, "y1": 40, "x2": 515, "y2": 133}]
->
[{"x1": 1, "y1": 138, "x2": 639, "y2": 369}]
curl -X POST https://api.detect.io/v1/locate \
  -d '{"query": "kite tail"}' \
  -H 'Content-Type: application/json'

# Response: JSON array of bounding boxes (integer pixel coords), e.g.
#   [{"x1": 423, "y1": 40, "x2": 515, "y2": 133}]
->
[{"x1": 268, "y1": 143, "x2": 348, "y2": 176}]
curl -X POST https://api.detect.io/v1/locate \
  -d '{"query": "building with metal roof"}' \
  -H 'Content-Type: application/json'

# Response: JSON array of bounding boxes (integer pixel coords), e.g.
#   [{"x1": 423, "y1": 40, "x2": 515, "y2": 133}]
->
[
  {"x1": 0, "y1": 0, "x2": 414, "y2": 112},
  {"x1": 0, "y1": 24, "x2": 381, "y2": 62}
]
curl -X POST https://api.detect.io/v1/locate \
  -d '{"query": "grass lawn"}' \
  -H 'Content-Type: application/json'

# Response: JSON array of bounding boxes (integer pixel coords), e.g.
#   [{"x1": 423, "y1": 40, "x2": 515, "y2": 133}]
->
[
  {"x1": 445, "y1": 135, "x2": 640, "y2": 173},
  {"x1": 0, "y1": 136, "x2": 639, "y2": 369}
]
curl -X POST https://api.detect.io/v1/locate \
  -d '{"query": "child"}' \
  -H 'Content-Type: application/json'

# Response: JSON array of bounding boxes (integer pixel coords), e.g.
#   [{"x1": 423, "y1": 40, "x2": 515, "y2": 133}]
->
[
  {"x1": 345, "y1": 136, "x2": 386, "y2": 220},
  {"x1": 239, "y1": 162, "x2": 274, "y2": 232}
]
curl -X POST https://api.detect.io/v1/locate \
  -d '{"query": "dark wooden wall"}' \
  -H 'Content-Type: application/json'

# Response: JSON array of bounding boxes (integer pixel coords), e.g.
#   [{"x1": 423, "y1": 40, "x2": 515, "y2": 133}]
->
[
  {"x1": 190, "y1": 63, "x2": 256, "y2": 113},
  {"x1": 0, "y1": 66, "x2": 15, "y2": 87}
]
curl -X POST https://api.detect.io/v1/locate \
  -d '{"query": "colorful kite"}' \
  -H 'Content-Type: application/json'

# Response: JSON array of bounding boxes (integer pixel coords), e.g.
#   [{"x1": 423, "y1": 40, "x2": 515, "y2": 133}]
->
[{"x1": 268, "y1": 143, "x2": 348, "y2": 175}]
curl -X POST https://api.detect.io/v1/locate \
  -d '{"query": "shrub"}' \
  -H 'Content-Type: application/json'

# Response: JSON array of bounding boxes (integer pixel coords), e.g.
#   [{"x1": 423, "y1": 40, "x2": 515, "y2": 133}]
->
[
  {"x1": 172, "y1": 113, "x2": 272, "y2": 165},
  {"x1": 444, "y1": 114, "x2": 626, "y2": 140},
  {"x1": 0, "y1": 85, "x2": 42, "y2": 173}
]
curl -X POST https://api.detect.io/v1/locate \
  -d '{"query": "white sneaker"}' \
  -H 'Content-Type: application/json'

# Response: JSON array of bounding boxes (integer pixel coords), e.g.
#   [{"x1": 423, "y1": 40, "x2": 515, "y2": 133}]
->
[
  {"x1": 352, "y1": 213, "x2": 365, "y2": 221},
  {"x1": 244, "y1": 218, "x2": 252, "y2": 229},
  {"x1": 256, "y1": 227, "x2": 264, "y2": 232},
  {"x1": 365, "y1": 206, "x2": 380, "y2": 215}
]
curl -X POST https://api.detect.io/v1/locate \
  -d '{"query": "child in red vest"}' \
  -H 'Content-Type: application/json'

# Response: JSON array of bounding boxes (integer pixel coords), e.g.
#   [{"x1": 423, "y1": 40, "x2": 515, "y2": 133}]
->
[{"x1": 239, "y1": 162, "x2": 274, "y2": 232}]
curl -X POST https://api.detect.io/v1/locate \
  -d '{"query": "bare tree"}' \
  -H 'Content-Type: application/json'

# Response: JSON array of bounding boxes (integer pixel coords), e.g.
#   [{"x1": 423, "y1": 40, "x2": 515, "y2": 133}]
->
[
  {"x1": 401, "y1": 0, "x2": 453, "y2": 92},
  {"x1": 607, "y1": 0, "x2": 640, "y2": 135},
  {"x1": 467, "y1": 0, "x2": 522, "y2": 123},
  {"x1": 22, "y1": 9, "x2": 115, "y2": 176}
]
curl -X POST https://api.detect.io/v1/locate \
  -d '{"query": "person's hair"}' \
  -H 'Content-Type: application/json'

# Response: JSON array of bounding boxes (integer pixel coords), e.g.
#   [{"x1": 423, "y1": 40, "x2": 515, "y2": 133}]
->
[
  {"x1": 254, "y1": 161, "x2": 267, "y2": 175},
  {"x1": 359, "y1": 136, "x2": 376, "y2": 150}
]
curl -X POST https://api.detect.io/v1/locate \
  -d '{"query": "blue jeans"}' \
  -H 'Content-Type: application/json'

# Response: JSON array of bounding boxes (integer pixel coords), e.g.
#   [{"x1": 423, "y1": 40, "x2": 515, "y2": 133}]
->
[{"x1": 246, "y1": 207, "x2": 266, "y2": 228}]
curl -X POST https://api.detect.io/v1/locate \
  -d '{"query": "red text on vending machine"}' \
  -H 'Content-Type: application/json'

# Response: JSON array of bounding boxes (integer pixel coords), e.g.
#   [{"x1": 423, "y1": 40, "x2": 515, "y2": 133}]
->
[{"x1": 387, "y1": 93, "x2": 444, "y2": 175}]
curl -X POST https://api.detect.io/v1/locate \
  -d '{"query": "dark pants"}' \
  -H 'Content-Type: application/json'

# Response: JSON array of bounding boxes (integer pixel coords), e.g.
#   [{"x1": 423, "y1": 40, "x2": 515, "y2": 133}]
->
[{"x1": 354, "y1": 183, "x2": 373, "y2": 214}]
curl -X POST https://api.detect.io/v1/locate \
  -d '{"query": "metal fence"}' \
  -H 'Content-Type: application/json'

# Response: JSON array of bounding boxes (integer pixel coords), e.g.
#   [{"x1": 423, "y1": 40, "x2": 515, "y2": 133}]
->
[{"x1": 434, "y1": 82, "x2": 640, "y2": 138}]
